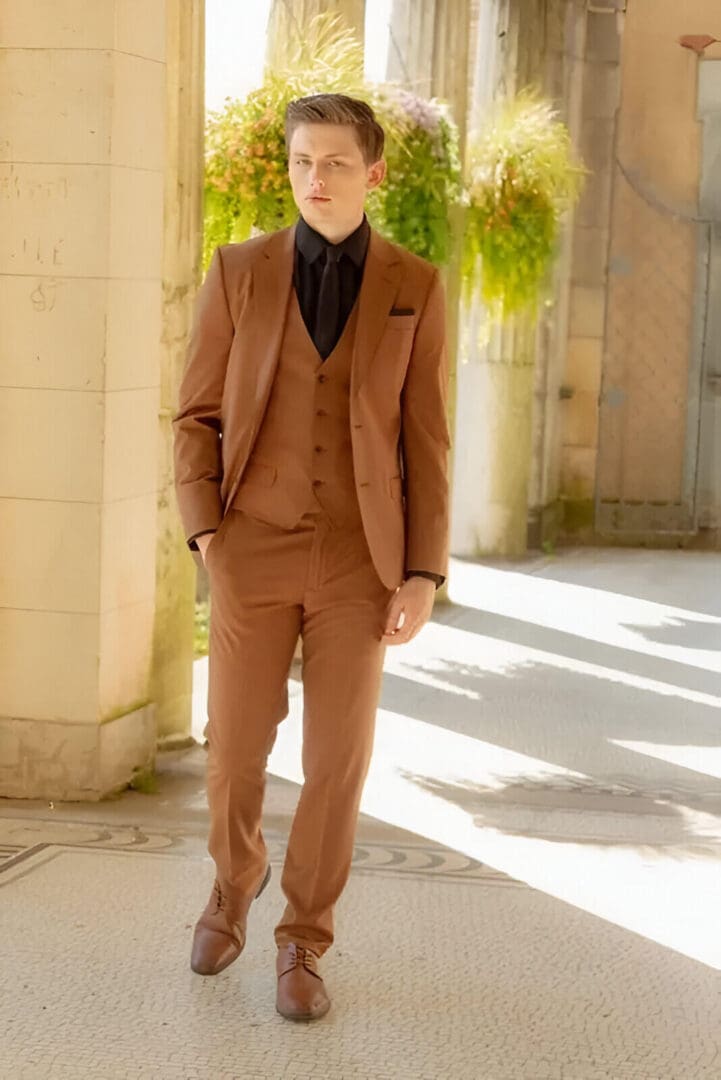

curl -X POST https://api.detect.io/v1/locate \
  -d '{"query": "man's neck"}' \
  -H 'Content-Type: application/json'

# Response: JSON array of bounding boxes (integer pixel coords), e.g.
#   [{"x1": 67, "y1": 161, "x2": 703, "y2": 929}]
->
[{"x1": 304, "y1": 214, "x2": 365, "y2": 246}]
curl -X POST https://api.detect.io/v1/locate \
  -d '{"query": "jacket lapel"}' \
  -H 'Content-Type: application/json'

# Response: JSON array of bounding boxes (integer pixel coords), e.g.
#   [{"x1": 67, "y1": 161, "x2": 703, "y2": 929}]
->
[
  {"x1": 247, "y1": 223, "x2": 296, "y2": 399},
  {"x1": 351, "y1": 229, "x2": 403, "y2": 397},
  {"x1": 222, "y1": 226, "x2": 295, "y2": 511}
]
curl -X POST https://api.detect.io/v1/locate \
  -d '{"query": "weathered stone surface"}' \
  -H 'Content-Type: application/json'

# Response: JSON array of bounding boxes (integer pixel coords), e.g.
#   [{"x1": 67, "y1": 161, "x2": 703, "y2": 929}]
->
[{"x1": 0, "y1": 706, "x2": 155, "y2": 800}]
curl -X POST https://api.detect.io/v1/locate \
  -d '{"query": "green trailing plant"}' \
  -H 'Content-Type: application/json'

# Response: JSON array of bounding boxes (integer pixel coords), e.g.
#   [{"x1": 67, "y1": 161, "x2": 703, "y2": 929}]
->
[
  {"x1": 204, "y1": 20, "x2": 583, "y2": 322},
  {"x1": 463, "y1": 89, "x2": 586, "y2": 320},
  {"x1": 203, "y1": 14, "x2": 460, "y2": 270},
  {"x1": 369, "y1": 88, "x2": 462, "y2": 266},
  {"x1": 204, "y1": 14, "x2": 366, "y2": 267}
]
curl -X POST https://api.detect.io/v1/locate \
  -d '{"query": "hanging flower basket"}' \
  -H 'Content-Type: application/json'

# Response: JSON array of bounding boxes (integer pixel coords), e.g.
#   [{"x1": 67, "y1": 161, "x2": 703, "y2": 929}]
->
[
  {"x1": 369, "y1": 87, "x2": 461, "y2": 267},
  {"x1": 203, "y1": 15, "x2": 460, "y2": 270},
  {"x1": 463, "y1": 89, "x2": 586, "y2": 321}
]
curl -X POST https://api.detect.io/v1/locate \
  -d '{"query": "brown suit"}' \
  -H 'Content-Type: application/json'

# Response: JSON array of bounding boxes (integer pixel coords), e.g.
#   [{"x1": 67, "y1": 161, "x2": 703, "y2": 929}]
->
[{"x1": 173, "y1": 222, "x2": 450, "y2": 955}]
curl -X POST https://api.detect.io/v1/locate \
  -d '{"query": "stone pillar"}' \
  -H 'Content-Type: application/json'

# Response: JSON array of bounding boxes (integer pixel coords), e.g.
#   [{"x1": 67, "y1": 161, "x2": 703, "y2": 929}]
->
[
  {"x1": 560, "y1": 1, "x2": 620, "y2": 536},
  {"x1": 0, "y1": 2, "x2": 198, "y2": 798},
  {"x1": 696, "y1": 59, "x2": 721, "y2": 538},
  {"x1": 451, "y1": 0, "x2": 523, "y2": 556},
  {"x1": 386, "y1": 0, "x2": 474, "y2": 584},
  {"x1": 386, "y1": 0, "x2": 436, "y2": 97},
  {"x1": 526, "y1": 0, "x2": 590, "y2": 546},
  {"x1": 452, "y1": 0, "x2": 587, "y2": 556},
  {"x1": 386, "y1": 0, "x2": 476, "y2": 128},
  {"x1": 152, "y1": 0, "x2": 205, "y2": 747}
]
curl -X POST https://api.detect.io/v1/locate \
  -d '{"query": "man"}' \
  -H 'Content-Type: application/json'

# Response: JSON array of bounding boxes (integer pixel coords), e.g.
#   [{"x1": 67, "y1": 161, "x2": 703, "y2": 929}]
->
[{"x1": 172, "y1": 93, "x2": 450, "y2": 1022}]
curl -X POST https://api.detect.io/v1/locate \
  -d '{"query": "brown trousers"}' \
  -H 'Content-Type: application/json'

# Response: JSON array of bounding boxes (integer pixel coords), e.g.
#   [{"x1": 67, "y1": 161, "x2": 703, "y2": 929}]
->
[{"x1": 204, "y1": 502, "x2": 394, "y2": 956}]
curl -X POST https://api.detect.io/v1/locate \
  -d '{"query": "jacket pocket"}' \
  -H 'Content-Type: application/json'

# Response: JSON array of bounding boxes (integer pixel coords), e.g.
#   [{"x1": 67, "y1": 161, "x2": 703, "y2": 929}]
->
[{"x1": 387, "y1": 314, "x2": 415, "y2": 332}]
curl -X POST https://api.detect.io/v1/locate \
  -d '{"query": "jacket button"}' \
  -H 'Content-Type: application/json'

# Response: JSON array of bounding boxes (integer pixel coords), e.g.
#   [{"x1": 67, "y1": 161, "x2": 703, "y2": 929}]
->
[
  {"x1": 317, "y1": 409, "x2": 327, "y2": 417},
  {"x1": 312, "y1": 479, "x2": 324, "y2": 487},
  {"x1": 317, "y1": 374, "x2": 327, "y2": 383},
  {"x1": 314, "y1": 446, "x2": 324, "y2": 453}
]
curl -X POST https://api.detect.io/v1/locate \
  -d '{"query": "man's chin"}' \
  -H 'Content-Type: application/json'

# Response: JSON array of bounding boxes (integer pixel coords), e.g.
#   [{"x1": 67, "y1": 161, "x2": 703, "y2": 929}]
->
[{"x1": 305, "y1": 199, "x2": 333, "y2": 215}]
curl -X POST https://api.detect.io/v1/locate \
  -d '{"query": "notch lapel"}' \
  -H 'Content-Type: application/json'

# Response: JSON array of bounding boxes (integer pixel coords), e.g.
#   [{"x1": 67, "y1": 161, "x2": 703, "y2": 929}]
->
[
  {"x1": 222, "y1": 225, "x2": 295, "y2": 511},
  {"x1": 249, "y1": 223, "x2": 296, "y2": 400},
  {"x1": 351, "y1": 230, "x2": 403, "y2": 397}
]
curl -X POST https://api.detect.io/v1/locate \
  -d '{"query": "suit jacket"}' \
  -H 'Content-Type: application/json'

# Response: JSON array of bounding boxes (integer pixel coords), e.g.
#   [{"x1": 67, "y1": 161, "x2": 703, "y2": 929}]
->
[{"x1": 172, "y1": 222, "x2": 451, "y2": 590}]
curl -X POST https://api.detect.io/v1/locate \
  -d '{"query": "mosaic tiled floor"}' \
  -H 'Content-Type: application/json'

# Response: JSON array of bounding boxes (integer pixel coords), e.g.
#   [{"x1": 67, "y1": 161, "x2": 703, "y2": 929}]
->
[{"x1": 2, "y1": 818, "x2": 720, "y2": 1080}]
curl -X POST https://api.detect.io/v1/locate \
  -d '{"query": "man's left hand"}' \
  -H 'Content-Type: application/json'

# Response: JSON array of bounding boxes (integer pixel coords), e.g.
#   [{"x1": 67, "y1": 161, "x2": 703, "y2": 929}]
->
[{"x1": 381, "y1": 577, "x2": 436, "y2": 645}]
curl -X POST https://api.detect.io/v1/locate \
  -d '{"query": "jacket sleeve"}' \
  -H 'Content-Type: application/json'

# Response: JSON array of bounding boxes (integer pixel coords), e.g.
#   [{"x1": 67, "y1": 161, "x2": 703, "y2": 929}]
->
[
  {"x1": 400, "y1": 268, "x2": 452, "y2": 579},
  {"x1": 172, "y1": 247, "x2": 235, "y2": 550}
]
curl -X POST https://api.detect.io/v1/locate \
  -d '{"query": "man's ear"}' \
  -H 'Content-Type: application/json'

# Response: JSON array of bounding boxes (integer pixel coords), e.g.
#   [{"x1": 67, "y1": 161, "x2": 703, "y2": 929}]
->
[{"x1": 366, "y1": 159, "x2": 386, "y2": 190}]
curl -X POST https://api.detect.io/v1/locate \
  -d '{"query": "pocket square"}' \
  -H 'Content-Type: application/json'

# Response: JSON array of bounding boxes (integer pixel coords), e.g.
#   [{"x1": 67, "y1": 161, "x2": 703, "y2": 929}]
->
[{"x1": 389, "y1": 307, "x2": 415, "y2": 316}]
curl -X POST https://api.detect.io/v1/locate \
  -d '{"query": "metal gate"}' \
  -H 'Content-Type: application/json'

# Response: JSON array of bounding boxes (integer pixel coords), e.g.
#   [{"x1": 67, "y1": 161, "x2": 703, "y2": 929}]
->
[{"x1": 595, "y1": 60, "x2": 717, "y2": 537}]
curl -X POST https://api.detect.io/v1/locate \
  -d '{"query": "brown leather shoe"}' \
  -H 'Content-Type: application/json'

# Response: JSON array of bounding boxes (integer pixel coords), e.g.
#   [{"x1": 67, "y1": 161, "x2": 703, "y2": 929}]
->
[
  {"x1": 190, "y1": 864, "x2": 271, "y2": 976},
  {"x1": 275, "y1": 943, "x2": 331, "y2": 1021}
]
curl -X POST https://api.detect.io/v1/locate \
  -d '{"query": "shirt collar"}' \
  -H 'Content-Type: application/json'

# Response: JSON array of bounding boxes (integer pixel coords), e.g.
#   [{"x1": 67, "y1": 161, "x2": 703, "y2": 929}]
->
[{"x1": 295, "y1": 214, "x2": 370, "y2": 267}]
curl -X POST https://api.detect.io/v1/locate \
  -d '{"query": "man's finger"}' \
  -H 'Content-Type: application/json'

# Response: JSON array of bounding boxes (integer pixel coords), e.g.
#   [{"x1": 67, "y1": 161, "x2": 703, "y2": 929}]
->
[
  {"x1": 383, "y1": 600, "x2": 405, "y2": 634},
  {"x1": 382, "y1": 618, "x2": 418, "y2": 645}
]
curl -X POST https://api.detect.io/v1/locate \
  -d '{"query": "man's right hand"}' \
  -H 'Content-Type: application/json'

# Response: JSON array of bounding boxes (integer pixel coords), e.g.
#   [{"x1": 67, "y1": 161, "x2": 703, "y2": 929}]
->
[{"x1": 196, "y1": 534, "x2": 214, "y2": 565}]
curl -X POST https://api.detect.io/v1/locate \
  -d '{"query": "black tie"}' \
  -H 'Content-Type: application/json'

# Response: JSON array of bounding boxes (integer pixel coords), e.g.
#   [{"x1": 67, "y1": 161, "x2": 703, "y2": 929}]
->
[{"x1": 314, "y1": 246, "x2": 341, "y2": 360}]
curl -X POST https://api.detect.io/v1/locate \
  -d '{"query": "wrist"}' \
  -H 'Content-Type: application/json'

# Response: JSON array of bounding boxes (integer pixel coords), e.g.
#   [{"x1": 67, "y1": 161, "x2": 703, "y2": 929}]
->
[{"x1": 405, "y1": 574, "x2": 435, "y2": 588}]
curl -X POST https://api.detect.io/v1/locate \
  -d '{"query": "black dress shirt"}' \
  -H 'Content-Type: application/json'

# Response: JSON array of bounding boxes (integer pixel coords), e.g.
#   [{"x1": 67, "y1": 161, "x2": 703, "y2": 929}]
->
[
  {"x1": 191, "y1": 216, "x2": 444, "y2": 590},
  {"x1": 294, "y1": 213, "x2": 369, "y2": 359}
]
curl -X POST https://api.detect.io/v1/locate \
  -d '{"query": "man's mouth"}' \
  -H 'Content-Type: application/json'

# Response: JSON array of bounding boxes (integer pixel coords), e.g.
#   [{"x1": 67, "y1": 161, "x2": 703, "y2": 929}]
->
[{"x1": 308, "y1": 195, "x2": 331, "y2": 201}]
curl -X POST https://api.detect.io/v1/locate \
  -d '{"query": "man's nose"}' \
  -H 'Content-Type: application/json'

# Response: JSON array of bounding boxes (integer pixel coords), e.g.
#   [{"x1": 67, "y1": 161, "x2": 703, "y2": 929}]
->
[{"x1": 309, "y1": 169, "x2": 325, "y2": 188}]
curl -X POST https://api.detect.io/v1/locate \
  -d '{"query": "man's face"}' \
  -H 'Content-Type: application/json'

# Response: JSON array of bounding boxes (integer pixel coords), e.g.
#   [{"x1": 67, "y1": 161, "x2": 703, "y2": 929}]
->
[{"x1": 288, "y1": 122, "x2": 385, "y2": 241}]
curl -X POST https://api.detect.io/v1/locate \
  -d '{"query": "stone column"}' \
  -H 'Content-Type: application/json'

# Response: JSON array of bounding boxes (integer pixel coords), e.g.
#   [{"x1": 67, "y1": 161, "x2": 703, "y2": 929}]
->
[
  {"x1": 525, "y1": 0, "x2": 590, "y2": 546},
  {"x1": 152, "y1": 0, "x2": 205, "y2": 747},
  {"x1": 696, "y1": 59, "x2": 721, "y2": 538},
  {"x1": 386, "y1": 0, "x2": 436, "y2": 96},
  {"x1": 449, "y1": 0, "x2": 524, "y2": 557},
  {"x1": 385, "y1": 0, "x2": 474, "y2": 585},
  {"x1": 560, "y1": 1, "x2": 620, "y2": 537},
  {"x1": 0, "y1": 2, "x2": 196, "y2": 798},
  {"x1": 452, "y1": 0, "x2": 587, "y2": 556}
]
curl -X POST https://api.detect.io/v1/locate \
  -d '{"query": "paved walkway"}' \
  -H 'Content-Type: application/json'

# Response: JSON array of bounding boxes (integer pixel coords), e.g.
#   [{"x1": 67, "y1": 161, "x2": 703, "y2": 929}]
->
[{"x1": 2, "y1": 549, "x2": 721, "y2": 1079}]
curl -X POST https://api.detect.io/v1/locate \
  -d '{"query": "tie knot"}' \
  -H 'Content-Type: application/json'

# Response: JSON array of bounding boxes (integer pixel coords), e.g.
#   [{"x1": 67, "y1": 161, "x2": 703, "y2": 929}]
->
[{"x1": 324, "y1": 246, "x2": 341, "y2": 265}]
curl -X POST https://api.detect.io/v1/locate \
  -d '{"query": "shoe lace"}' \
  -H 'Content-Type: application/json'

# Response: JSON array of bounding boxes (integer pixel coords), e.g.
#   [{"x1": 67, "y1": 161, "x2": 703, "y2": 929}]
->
[
  {"x1": 213, "y1": 879, "x2": 226, "y2": 913},
  {"x1": 292, "y1": 945, "x2": 318, "y2": 972}
]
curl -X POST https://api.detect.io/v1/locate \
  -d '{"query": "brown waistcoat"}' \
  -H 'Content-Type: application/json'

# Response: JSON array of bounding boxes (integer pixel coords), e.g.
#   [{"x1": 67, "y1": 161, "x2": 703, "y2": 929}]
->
[{"x1": 229, "y1": 289, "x2": 363, "y2": 530}]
